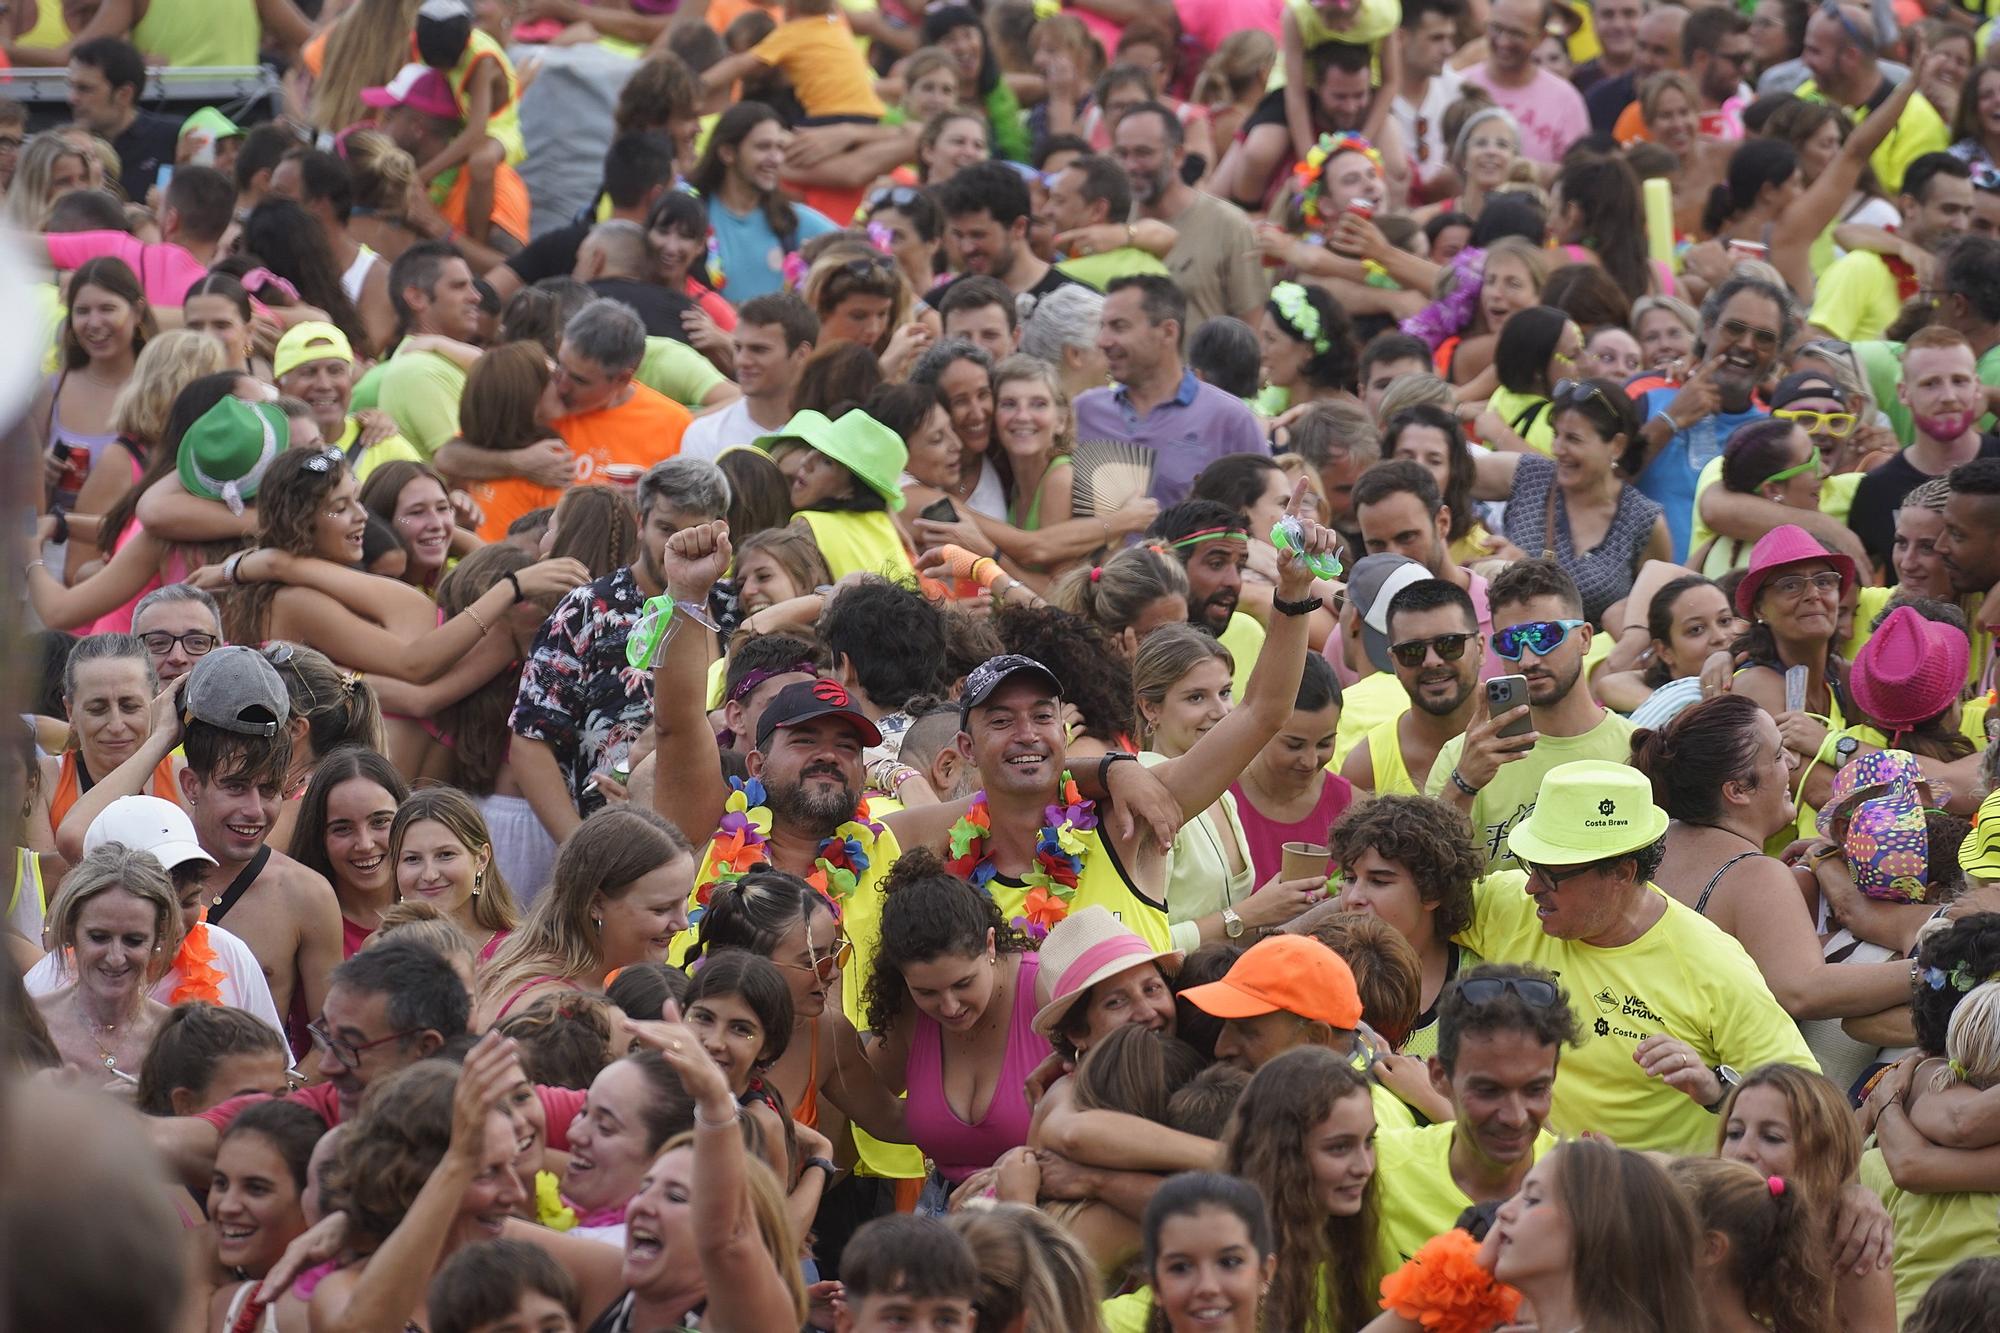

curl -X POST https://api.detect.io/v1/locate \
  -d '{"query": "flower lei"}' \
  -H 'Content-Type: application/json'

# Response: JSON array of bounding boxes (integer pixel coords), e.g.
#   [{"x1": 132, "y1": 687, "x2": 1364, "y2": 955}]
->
[
  {"x1": 1376, "y1": 1228, "x2": 1522, "y2": 1333},
  {"x1": 1293, "y1": 131, "x2": 1381, "y2": 230},
  {"x1": 1921, "y1": 960, "x2": 2000, "y2": 994},
  {"x1": 169, "y1": 909, "x2": 224, "y2": 1007},
  {"x1": 945, "y1": 771, "x2": 1095, "y2": 943},
  {"x1": 694, "y1": 775, "x2": 883, "y2": 923},
  {"x1": 1270, "y1": 281, "x2": 1331, "y2": 354}
]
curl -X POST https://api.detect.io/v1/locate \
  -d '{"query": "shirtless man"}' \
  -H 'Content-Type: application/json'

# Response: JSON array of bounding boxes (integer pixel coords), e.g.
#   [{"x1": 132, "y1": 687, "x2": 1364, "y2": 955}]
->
[{"x1": 58, "y1": 647, "x2": 342, "y2": 1037}]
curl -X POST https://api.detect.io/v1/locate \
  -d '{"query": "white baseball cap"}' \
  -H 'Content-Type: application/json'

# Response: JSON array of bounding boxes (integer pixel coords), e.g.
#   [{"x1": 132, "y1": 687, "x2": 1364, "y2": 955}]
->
[{"x1": 85, "y1": 796, "x2": 216, "y2": 872}]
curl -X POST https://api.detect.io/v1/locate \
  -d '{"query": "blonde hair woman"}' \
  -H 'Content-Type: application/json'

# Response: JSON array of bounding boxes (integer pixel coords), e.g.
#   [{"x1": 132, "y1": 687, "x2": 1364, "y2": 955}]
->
[
  {"x1": 390, "y1": 787, "x2": 522, "y2": 964},
  {"x1": 308, "y1": 0, "x2": 425, "y2": 135},
  {"x1": 475, "y1": 807, "x2": 696, "y2": 1029},
  {"x1": 6, "y1": 130, "x2": 89, "y2": 227}
]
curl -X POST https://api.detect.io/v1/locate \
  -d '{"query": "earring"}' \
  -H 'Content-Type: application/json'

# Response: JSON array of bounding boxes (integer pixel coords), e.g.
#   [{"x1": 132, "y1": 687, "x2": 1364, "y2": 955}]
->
[
  {"x1": 473, "y1": 869, "x2": 484, "y2": 897},
  {"x1": 592, "y1": 916, "x2": 602, "y2": 930}
]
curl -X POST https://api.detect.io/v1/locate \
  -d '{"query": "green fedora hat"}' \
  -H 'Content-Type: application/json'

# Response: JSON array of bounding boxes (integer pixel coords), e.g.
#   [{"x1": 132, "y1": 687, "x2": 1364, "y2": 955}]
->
[
  {"x1": 178, "y1": 395, "x2": 287, "y2": 515},
  {"x1": 753, "y1": 408, "x2": 909, "y2": 511},
  {"x1": 1506, "y1": 760, "x2": 1670, "y2": 866}
]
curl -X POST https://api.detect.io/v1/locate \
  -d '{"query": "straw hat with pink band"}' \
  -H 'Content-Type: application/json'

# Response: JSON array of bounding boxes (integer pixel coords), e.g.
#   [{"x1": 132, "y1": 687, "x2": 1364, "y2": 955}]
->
[
  {"x1": 1732, "y1": 523, "x2": 1857, "y2": 618},
  {"x1": 1032, "y1": 906, "x2": 1183, "y2": 1038},
  {"x1": 1848, "y1": 606, "x2": 1971, "y2": 742}
]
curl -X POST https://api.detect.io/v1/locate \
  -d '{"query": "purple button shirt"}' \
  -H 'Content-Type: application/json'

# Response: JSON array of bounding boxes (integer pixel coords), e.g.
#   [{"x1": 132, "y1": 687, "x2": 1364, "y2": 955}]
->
[{"x1": 1071, "y1": 369, "x2": 1270, "y2": 508}]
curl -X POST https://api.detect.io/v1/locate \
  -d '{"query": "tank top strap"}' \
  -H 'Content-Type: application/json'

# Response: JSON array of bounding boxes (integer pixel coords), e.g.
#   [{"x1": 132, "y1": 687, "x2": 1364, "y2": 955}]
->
[{"x1": 1693, "y1": 850, "x2": 1760, "y2": 916}]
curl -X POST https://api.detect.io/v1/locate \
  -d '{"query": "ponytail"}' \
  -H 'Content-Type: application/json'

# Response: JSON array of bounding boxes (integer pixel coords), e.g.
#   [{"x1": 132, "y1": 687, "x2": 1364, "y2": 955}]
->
[{"x1": 1666, "y1": 1158, "x2": 1831, "y2": 1333}]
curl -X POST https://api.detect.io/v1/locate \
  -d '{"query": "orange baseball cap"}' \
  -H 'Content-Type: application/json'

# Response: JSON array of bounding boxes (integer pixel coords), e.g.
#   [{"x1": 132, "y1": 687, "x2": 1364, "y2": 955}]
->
[{"x1": 1178, "y1": 935, "x2": 1363, "y2": 1029}]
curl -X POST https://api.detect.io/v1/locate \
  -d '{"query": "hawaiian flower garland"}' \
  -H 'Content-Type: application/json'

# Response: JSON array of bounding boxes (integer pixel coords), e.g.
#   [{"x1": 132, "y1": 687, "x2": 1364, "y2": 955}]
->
[
  {"x1": 1294, "y1": 131, "x2": 1382, "y2": 230},
  {"x1": 694, "y1": 775, "x2": 883, "y2": 922},
  {"x1": 945, "y1": 772, "x2": 1095, "y2": 942},
  {"x1": 1376, "y1": 1228, "x2": 1522, "y2": 1332}
]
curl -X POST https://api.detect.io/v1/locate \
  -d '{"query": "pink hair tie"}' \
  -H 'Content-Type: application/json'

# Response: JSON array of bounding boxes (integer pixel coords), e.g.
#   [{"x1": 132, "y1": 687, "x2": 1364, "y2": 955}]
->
[
  {"x1": 240, "y1": 267, "x2": 300, "y2": 302},
  {"x1": 1089, "y1": 566, "x2": 1102, "y2": 582},
  {"x1": 1767, "y1": 1176, "x2": 1785, "y2": 1197}
]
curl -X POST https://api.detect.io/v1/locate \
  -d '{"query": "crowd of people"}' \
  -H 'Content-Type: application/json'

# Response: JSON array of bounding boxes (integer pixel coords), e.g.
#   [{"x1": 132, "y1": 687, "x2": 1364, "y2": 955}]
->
[{"x1": 14, "y1": 0, "x2": 2000, "y2": 1329}]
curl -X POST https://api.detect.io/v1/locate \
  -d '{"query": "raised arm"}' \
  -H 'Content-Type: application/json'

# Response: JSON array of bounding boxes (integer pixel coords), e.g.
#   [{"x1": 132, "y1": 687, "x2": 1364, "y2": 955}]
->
[
  {"x1": 1697, "y1": 484, "x2": 1871, "y2": 568},
  {"x1": 133, "y1": 473, "x2": 260, "y2": 543},
  {"x1": 1148, "y1": 481, "x2": 1327, "y2": 818},
  {"x1": 55, "y1": 681, "x2": 184, "y2": 862},
  {"x1": 25, "y1": 520, "x2": 177, "y2": 631},
  {"x1": 1771, "y1": 55, "x2": 1924, "y2": 263},
  {"x1": 650, "y1": 521, "x2": 737, "y2": 845}
]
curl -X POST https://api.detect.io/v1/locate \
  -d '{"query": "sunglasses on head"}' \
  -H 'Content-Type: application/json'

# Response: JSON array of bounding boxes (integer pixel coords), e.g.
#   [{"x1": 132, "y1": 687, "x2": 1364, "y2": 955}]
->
[
  {"x1": 866, "y1": 185, "x2": 923, "y2": 213},
  {"x1": 1552, "y1": 377, "x2": 1616, "y2": 416},
  {"x1": 300, "y1": 446, "x2": 344, "y2": 473},
  {"x1": 1457, "y1": 975, "x2": 1562, "y2": 1008},
  {"x1": 1492, "y1": 619, "x2": 1585, "y2": 660},
  {"x1": 1389, "y1": 632, "x2": 1477, "y2": 668}
]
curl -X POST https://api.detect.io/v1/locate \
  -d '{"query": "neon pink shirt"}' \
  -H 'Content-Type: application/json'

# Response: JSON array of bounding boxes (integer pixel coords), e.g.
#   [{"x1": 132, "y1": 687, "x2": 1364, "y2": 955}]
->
[{"x1": 44, "y1": 231, "x2": 211, "y2": 308}]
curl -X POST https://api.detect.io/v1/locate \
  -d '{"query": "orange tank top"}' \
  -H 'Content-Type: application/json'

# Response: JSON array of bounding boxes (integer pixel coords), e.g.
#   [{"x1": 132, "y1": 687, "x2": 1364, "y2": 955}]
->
[
  {"x1": 49, "y1": 749, "x2": 182, "y2": 836},
  {"x1": 794, "y1": 1019, "x2": 822, "y2": 1130}
]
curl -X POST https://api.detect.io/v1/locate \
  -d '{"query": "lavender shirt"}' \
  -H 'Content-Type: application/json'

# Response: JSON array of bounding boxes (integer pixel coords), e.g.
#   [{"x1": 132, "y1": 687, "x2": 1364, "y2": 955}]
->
[{"x1": 1072, "y1": 369, "x2": 1269, "y2": 509}]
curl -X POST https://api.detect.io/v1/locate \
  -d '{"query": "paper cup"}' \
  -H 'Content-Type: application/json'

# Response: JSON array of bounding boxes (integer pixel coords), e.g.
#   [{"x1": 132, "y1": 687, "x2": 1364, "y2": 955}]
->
[
  {"x1": 1281, "y1": 842, "x2": 1331, "y2": 882},
  {"x1": 603, "y1": 463, "x2": 644, "y2": 492}
]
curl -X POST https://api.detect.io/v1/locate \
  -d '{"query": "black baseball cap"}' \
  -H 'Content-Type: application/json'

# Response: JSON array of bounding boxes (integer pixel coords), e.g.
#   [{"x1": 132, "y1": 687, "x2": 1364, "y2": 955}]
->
[
  {"x1": 754, "y1": 679, "x2": 883, "y2": 749},
  {"x1": 958, "y1": 654, "x2": 1064, "y2": 728}
]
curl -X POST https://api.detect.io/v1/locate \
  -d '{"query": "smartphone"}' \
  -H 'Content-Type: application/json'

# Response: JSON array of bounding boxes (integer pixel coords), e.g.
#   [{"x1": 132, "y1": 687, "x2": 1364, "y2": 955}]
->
[
  {"x1": 1784, "y1": 664, "x2": 1808, "y2": 714},
  {"x1": 919, "y1": 497, "x2": 960, "y2": 524},
  {"x1": 155, "y1": 163, "x2": 173, "y2": 194},
  {"x1": 1487, "y1": 674, "x2": 1533, "y2": 739}
]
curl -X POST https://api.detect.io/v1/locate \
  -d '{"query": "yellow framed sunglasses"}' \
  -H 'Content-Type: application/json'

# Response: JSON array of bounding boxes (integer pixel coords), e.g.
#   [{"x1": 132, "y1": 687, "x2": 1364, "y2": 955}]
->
[{"x1": 1774, "y1": 407, "x2": 1855, "y2": 437}]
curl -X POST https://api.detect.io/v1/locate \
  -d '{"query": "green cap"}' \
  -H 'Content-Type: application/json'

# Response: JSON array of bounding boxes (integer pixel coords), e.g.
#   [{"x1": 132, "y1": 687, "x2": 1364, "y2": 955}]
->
[
  {"x1": 179, "y1": 106, "x2": 244, "y2": 142},
  {"x1": 178, "y1": 396, "x2": 287, "y2": 515},
  {"x1": 753, "y1": 409, "x2": 909, "y2": 511},
  {"x1": 1505, "y1": 760, "x2": 1670, "y2": 866}
]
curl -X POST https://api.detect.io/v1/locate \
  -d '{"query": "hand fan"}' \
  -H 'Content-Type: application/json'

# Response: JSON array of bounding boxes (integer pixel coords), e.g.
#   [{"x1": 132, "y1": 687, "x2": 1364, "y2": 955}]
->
[{"x1": 1068, "y1": 438, "x2": 1157, "y2": 520}]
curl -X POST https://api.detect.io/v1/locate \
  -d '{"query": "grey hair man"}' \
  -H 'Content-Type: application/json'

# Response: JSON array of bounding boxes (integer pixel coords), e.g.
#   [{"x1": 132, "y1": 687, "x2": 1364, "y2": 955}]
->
[
  {"x1": 131, "y1": 584, "x2": 225, "y2": 683},
  {"x1": 574, "y1": 218, "x2": 703, "y2": 341}
]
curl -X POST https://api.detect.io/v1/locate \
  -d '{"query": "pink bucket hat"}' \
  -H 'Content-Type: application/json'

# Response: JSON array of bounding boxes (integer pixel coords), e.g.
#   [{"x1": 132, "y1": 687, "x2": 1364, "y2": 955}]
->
[
  {"x1": 1850, "y1": 606, "x2": 1969, "y2": 735},
  {"x1": 1733, "y1": 524, "x2": 1857, "y2": 617}
]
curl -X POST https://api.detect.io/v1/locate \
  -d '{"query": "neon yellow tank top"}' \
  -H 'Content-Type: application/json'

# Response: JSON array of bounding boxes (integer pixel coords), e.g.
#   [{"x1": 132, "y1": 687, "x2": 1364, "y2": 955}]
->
[
  {"x1": 14, "y1": 0, "x2": 68, "y2": 49},
  {"x1": 132, "y1": 0, "x2": 260, "y2": 66},
  {"x1": 796, "y1": 509, "x2": 915, "y2": 582},
  {"x1": 1366, "y1": 717, "x2": 1419, "y2": 797}
]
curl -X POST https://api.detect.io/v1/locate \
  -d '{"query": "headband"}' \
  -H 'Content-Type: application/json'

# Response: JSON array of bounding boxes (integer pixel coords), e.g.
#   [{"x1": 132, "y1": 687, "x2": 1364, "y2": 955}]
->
[
  {"x1": 1294, "y1": 132, "x2": 1382, "y2": 230},
  {"x1": 1168, "y1": 526, "x2": 1249, "y2": 549},
  {"x1": 727, "y1": 661, "x2": 821, "y2": 706},
  {"x1": 1270, "y1": 282, "x2": 1331, "y2": 354}
]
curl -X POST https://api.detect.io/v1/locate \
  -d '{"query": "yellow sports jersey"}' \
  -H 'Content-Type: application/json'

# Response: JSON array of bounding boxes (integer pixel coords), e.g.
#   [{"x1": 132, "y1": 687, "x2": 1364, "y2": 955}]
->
[
  {"x1": 1219, "y1": 610, "x2": 1266, "y2": 699},
  {"x1": 1373, "y1": 1120, "x2": 1556, "y2": 1265},
  {"x1": 1861, "y1": 1147, "x2": 2000, "y2": 1324},
  {"x1": 1457, "y1": 871, "x2": 1819, "y2": 1151},
  {"x1": 1794, "y1": 79, "x2": 1949, "y2": 194},
  {"x1": 1426, "y1": 710, "x2": 1636, "y2": 870}
]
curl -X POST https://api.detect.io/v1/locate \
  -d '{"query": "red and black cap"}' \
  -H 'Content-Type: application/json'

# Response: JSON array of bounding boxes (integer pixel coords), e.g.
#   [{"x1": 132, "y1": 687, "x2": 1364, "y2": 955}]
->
[{"x1": 755, "y1": 678, "x2": 883, "y2": 749}]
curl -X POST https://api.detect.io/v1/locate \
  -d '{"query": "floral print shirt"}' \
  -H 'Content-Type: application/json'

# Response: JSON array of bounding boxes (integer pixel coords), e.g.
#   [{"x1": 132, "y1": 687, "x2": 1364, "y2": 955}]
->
[{"x1": 509, "y1": 566, "x2": 653, "y2": 818}]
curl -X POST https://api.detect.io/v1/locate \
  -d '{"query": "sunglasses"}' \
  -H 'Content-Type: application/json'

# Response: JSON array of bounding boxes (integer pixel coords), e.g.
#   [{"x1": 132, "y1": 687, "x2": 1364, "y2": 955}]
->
[
  {"x1": 1763, "y1": 570, "x2": 1844, "y2": 601},
  {"x1": 1389, "y1": 632, "x2": 1477, "y2": 668},
  {"x1": 777, "y1": 935, "x2": 854, "y2": 984},
  {"x1": 865, "y1": 185, "x2": 922, "y2": 213},
  {"x1": 1820, "y1": 0, "x2": 1870, "y2": 47},
  {"x1": 1718, "y1": 317, "x2": 1780, "y2": 352},
  {"x1": 1521, "y1": 859, "x2": 1601, "y2": 887},
  {"x1": 1457, "y1": 976, "x2": 1562, "y2": 1008},
  {"x1": 1552, "y1": 377, "x2": 1616, "y2": 416},
  {"x1": 1492, "y1": 619, "x2": 1586, "y2": 660},
  {"x1": 1773, "y1": 408, "x2": 1853, "y2": 437},
  {"x1": 1759, "y1": 443, "x2": 1824, "y2": 489},
  {"x1": 300, "y1": 446, "x2": 345, "y2": 473}
]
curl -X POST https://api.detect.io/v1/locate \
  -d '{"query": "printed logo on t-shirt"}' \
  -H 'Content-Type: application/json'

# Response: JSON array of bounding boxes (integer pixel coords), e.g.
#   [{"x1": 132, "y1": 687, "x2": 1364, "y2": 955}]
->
[
  {"x1": 1483, "y1": 802, "x2": 1535, "y2": 863},
  {"x1": 1586, "y1": 988, "x2": 1663, "y2": 1044}
]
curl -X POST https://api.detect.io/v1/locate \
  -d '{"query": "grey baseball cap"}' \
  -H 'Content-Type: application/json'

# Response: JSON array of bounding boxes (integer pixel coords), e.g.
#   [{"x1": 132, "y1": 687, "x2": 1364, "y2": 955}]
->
[
  {"x1": 959, "y1": 654, "x2": 1063, "y2": 729},
  {"x1": 1346, "y1": 554, "x2": 1431, "y2": 674},
  {"x1": 181, "y1": 645, "x2": 289, "y2": 737}
]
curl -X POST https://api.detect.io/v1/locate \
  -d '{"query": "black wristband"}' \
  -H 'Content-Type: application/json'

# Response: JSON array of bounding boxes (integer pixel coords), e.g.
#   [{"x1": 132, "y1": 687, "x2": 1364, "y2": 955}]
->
[
  {"x1": 50, "y1": 507, "x2": 69, "y2": 547},
  {"x1": 1096, "y1": 750, "x2": 1135, "y2": 793},
  {"x1": 1272, "y1": 594, "x2": 1323, "y2": 617},
  {"x1": 503, "y1": 570, "x2": 525, "y2": 602}
]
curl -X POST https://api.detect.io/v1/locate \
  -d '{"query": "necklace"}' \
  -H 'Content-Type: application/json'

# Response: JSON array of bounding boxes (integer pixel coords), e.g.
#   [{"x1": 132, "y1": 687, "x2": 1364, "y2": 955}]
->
[
  {"x1": 695, "y1": 776, "x2": 882, "y2": 921},
  {"x1": 80, "y1": 1001, "x2": 134, "y2": 1071},
  {"x1": 946, "y1": 772, "x2": 1096, "y2": 942}
]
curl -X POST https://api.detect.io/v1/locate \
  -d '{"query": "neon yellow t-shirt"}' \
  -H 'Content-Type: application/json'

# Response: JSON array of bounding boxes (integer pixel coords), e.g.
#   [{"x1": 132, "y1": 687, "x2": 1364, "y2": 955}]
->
[
  {"x1": 1794, "y1": 79, "x2": 1950, "y2": 195},
  {"x1": 333, "y1": 416, "x2": 422, "y2": 483},
  {"x1": 1055, "y1": 247, "x2": 1171, "y2": 292},
  {"x1": 1331, "y1": 670, "x2": 1409, "y2": 769},
  {"x1": 1807, "y1": 251, "x2": 1903, "y2": 343},
  {"x1": 795, "y1": 509, "x2": 915, "y2": 582},
  {"x1": 1860, "y1": 1147, "x2": 2000, "y2": 1324},
  {"x1": 1374, "y1": 1120, "x2": 1556, "y2": 1265},
  {"x1": 1219, "y1": 610, "x2": 1267, "y2": 700},
  {"x1": 1425, "y1": 709, "x2": 1637, "y2": 870},
  {"x1": 1457, "y1": 871, "x2": 1820, "y2": 1151}
]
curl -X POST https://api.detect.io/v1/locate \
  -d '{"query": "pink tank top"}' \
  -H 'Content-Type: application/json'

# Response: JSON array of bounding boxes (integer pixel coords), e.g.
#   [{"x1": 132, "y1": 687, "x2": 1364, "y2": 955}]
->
[{"x1": 903, "y1": 953, "x2": 1041, "y2": 1183}]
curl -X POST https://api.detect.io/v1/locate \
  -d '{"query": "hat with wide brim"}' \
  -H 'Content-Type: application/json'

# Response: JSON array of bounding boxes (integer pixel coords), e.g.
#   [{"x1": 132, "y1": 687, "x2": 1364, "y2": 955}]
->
[
  {"x1": 1850, "y1": 605, "x2": 1970, "y2": 734},
  {"x1": 1505, "y1": 760, "x2": 1670, "y2": 865},
  {"x1": 1734, "y1": 523, "x2": 1857, "y2": 617},
  {"x1": 178, "y1": 395, "x2": 286, "y2": 516},
  {"x1": 754, "y1": 409, "x2": 909, "y2": 511},
  {"x1": 1032, "y1": 906, "x2": 1183, "y2": 1037}
]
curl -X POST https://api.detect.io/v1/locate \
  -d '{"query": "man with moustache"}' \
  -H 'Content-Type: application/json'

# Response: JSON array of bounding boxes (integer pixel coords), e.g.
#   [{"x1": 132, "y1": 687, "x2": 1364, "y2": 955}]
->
[
  {"x1": 1426, "y1": 560, "x2": 1635, "y2": 869},
  {"x1": 1372, "y1": 964, "x2": 1579, "y2": 1263},
  {"x1": 1343, "y1": 578, "x2": 1485, "y2": 796},
  {"x1": 1630, "y1": 274, "x2": 1793, "y2": 562},
  {"x1": 56, "y1": 648, "x2": 343, "y2": 1041},
  {"x1": 512, "y1": 456, "x2": 731, "y2": 841},
  {"x1": 1147, "y1": 499, "x2": 1269, "y2": 692},
  {"x1": 1111, "y1": 103, "x2": 1266, "y2": 331}
]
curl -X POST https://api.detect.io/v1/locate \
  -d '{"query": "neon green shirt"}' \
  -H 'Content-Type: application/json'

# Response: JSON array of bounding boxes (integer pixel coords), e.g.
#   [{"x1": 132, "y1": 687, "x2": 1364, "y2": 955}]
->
[
  {"x1": 1374, "y1": 1121, "x2": 1556, "y2": 1265},
  {"x1": 1795, "y1": 79, "x2": 1950, "y2": 194},
  {"x1": 1055, "y1": 247, "x2": 1170, "y2": 292},
  {"x1": 1807, "y1": 250, "x2": 1902, "y2": 343},
  {"x1": 1425, "y1": 709, "x2": 1636, "y2": 870}
]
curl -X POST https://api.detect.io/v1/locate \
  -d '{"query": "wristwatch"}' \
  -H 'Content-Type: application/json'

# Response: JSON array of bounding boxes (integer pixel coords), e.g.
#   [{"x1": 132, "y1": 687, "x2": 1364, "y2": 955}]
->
[
  {"x1": 1703, "y1": 1064, "x2": 1742, "y2": 1113},
  {"x1": 1222, "y1": 906, "x2": 1246, "y2": 939},
  {"x1": 804, "y1": 1156, "x2": 839, "y2": 1181},
  {"x1": 1833, "y1": 735, "x2": 1861, "y2": 768}
]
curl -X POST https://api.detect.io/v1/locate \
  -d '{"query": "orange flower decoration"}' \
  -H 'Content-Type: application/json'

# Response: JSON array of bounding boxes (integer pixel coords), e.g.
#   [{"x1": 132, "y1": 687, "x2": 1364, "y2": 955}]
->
[
  {"x1": 1021, "y1": 885, "x2": 1069, "y2": 931},
  {"x1": 170, "y1": 917, "x2": 225, "y2": 1007},
  {"x1": 710, "y1": 827, "x2": 763, "y2": 874},
  {"x1": 1378, "y1": 1229, "x2": 1521, "y2": 1333}
]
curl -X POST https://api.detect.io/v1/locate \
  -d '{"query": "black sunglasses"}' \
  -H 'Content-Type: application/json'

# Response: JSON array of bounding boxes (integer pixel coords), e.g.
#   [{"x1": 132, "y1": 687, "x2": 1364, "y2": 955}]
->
[
  {"x1": 1552, "y1": 378, "x2": 1616, "y2": 416},
  {"x1": 1457, "y1": 976, "x2": 1562, "y2": 1008},
  {"x1": 1389, "y1": 632, "x2": 1476, "y2": 668}
]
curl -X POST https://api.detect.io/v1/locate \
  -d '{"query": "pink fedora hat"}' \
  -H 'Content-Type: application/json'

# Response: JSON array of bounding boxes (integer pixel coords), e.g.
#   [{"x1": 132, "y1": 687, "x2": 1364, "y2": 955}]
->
[
  {"x1": 1031, "y1": 906, "x2": 1182, "y2": 1038},
  {"x1": 1850, "y1": 606, "x2": 1969, "y2": 734},
  {"x1": 1733, "y1": 523, "x2": 1857, "y2": 617}
]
